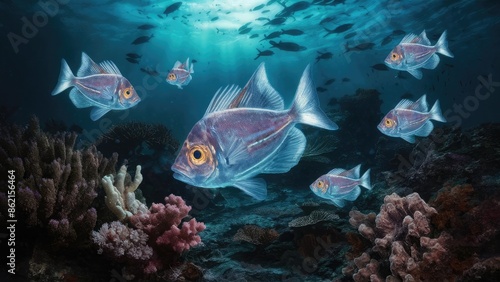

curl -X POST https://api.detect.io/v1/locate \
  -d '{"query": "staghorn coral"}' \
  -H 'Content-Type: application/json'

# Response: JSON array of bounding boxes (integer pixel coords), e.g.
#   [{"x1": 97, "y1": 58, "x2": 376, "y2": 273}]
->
[
  {"x1": 0, "y1": 116, "x2": 117, "y2": 250},
  {"x1": 345, "y1": 193, "x2": 455, "y2": 281}
]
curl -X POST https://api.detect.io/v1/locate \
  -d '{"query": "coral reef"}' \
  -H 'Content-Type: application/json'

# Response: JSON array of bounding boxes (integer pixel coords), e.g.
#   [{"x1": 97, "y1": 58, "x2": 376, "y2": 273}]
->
[
  {"x1": 101, "y1": 164, "x2": 148, "y2": 221},
  {"x1": 345, "y1": 193, "x2": 454, "y2": 281},
  {"x1": 0, "y1": 116, "x2": 117, "y2": 250},
  {"x1": 94, "y1": 171, "x2": 206, "y2": 276}
]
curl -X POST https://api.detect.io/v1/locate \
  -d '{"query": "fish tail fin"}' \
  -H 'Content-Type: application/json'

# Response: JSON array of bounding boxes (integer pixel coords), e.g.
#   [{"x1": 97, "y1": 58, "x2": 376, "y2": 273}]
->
[
  {"x1": 51, "y1": 59, "x2": 74, "y2": 96},
  {"x1": 435, "y1": 30, "x2": 454, "y2": 58},
  {"x1": 430, "y1": 100, "x2": 446, "y2": 122},
  {"x1": 290, "y1": 65, "x2": 338, "y2": 130},
  {"x1": 360, "y1": 168, "x2": 372, "y2": 190}
]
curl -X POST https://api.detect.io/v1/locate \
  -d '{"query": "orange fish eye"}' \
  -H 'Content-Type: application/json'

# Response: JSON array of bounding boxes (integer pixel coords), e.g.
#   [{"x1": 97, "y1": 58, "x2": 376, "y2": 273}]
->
[
  {"x1": 188, "y1": 145, "x2": 211, "y2": 166},
  {"x1": 168, "y1": 73, "x2": 176, "y2": 80},
  {"x1": 123, "y1": 87, "x2": 133, "y2": 99},
  {"x1": 384, "y1": 118, "x2": 395, "y2": 128},
  {"x1": 391, "y1": 52, "x2": 400, "y2": 61},
  {"x1": 316, "y1": 180, "x2": 328, "y2": 192}
]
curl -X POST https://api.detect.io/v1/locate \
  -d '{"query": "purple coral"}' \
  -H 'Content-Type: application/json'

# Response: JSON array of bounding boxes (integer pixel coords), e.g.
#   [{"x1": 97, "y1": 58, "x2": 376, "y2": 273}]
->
[
  {"x1": 91, "y1": 221, "x2": 153, "y2": 261},
  {"x1": 346, "y1": 193, "x2": 453, "y2": 281}
]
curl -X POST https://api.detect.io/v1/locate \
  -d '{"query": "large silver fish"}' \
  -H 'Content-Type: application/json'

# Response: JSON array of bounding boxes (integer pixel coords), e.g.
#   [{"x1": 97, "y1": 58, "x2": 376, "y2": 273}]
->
[
  {"x1": 51, "y1": 52, "x2": 140, "y2": 121},
  {"x1": 171, "y1": 63, "x2": 338, "y2": 200}
]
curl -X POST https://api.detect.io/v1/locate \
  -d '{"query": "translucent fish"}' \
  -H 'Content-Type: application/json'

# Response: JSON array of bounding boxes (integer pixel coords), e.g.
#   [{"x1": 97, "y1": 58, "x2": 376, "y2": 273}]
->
[
  {"x1": 310, "y1": 164, "x2": 372, "y2": 207},
  {"x1": 384, "y1": 30, "x2": 454, "y2": 79},
  {"x1": 51, "y1": 52, "x2": 140, "y2": 121},
  {"x1": 171, "y1": 63, "x2": 338, "y2": 200},
  {"x1": 377, "y1": 94, "x2": 446, "y2": 143},
  {"x1": 166, "y1": 58, "x2": 194, "y2": 89}
]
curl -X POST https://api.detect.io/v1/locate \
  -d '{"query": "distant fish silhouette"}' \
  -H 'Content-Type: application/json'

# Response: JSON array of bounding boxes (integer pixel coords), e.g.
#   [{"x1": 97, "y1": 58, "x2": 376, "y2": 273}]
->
[
  {"x1": 254, "y1": 49, "x2": 274, "y2": 60},
  {"x1": 137, "y1": 24, "x2": 155, "y2": 30},
  {"x1": 164, "y1": 2, "x2": 182, "y2": 16},
  {"x1": 132, "y1": 34, "x2": 153, "y2": 45}
]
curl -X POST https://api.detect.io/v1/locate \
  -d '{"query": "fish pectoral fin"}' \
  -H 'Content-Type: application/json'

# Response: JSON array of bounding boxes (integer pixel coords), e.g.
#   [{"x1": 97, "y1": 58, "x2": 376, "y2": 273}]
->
[
  {"x1": 233, "y1": 178, "x2": 267, "y2": 200},
  {"x1": 341, "y1": 186, "x2": 362, "y2": 202},
  {"x1": 262, "y1": 128, "x2": 306, "y2": 173},
  {"x1": 173, "y1": 60, "x2": 182, "y2": 69},
  {"x1": 401, "y1": 134, "x2": 416, "y2": 143},
  {"x1": 90, "y1": 107, "x2": 111, "y2": 121},
  {"x1": 412, "y1": 120, "x2": 434, "y2": 137},
  {"x1": 69, "y1": 88, "x2": 94, "y2": 108},
  {"x1": 331, "y1": 198, "x2": 345, "y2": 208},
  {"x1": 421, "y1": 54, "x2": 440, "y2": 70},
  {"x1": 407, "y1": 68, "x2": 423, "y2": 79}
]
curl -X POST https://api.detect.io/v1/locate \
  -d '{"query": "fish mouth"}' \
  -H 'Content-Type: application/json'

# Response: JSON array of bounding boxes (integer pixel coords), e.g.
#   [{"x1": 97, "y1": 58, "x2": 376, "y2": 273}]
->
[{"x1": 171, "y1": 163, "x2": 195, "y2": 185}]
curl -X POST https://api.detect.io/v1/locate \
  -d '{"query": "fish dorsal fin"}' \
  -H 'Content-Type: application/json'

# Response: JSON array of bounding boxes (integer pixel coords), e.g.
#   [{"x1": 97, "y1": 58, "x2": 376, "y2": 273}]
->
[
  {"x1": 399, "y1": 33, "x2": 419, "y2": 44},
  {"x1": 173, "y1": 60, "x2": 182, "y2": 69},
  {"x1": 78, "y1": 52, "x2": 105, "y2": 77},
  {"x1": 394, "y1": 98, "x2": 416, "y2": 110},
  {"x1": 204, "y1": 85, "x2": 242, "y2": 116},
  {"x1": 418, "y1": 30, "x2": 431, "y2": 45},
  {"x1": 236, "y1": 62, "x2": 284, "y2": 110},
  {"x1": 409, "y1": 94, "x2": 429, "y2": 112},
  {"x1": 327, "y1": 168, "x2": 345, "y2": 175},
  {"x1": 99, "y1": 60, "x2": 122, "y2": 75},
  {"x1": 338, "y1": 164, "x2": 361, "y2": 179},
  {"x1": 204, "y1": 63, "x2": 284, "y2": 116}
]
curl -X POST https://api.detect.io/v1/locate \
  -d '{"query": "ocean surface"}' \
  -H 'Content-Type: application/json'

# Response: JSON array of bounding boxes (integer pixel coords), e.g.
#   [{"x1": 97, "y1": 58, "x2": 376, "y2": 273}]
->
[{"x1": 1, "y1": 0, "x2": 500, "y2": 281}]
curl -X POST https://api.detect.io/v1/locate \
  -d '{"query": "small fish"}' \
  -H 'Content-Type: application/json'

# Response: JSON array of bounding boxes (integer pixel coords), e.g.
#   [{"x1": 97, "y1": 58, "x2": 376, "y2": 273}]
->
[
  {"x1": 254, "y1": 49, "x2": 274, "y2": 60},
  {"x1": 132, "y1": 34, "x2": 153, "y2": 45},
  {"x1": 377, "y1": 94, "x2": 446, "y2": 143},
  {"x1": 260, "y1": 31, "x2": 282, "y2": 41},
  {"x1": 384, "y1": 30, "x2": 454, "y2": 79},
  {"x1": 323, "y1": 23, "x2": 354, "y2": 37},
  {"x1": 270, "y1": 40, "x2": 306, "y2": 51},
  {"x1": 319, "y1": 16, "x2": 335, "y2": 25},
  {"x1": 164, "y1": 2, "x2": 182, "y2": 16},
  {"x1": 324, "y1": 78, "x2": 335, "y2": 85},
  {"x1": 315, "y1": 51, "x2": 332, "y2": 63},
  {"x1": 171, "y1": 63, "x2": 338, "y2": 200},
  {"x1": 342, "y1": 77, "x2": 350, "y2": 82},
  {"x1": 126, "y1": 53, "x2": 141, "y2": 59},
  {"x1": 238, "y1": 22, "x2": 252, "y2": 31},
  {"x1": 251, "y1": 4, "x2": 266, "y2": 11},
  {"x1": 239, "y1": 27, "x2": 252, "y2": 34},
  {"x1": 381, "y1": 34, "x2": 393, "y2": 46},
  {"x1": 310, "y1": 164, "x2": 371, "y2": 207},
  {"x1": 316, "y1": 86, "x2": 327, "y2": 92},
  {"x1": 264, "y1": 17, "x2": 286, "y2": 26},
  {"x1": 211, "y1": 16, "x2": 219, "y2": 21},
  {"x1": 51, "y1": 52, "x2": 140, "y2": 121},
  {"x1": 140, "y1": 67, "x2": 159, "y2": 77},
  {"x1": 392, "y1": 29, "x2": 406, "y2": 36},
  {"x1": 281, "y1": 29, "x2": 304, "y2": 36},
  {"x1": 344, "y1": 32, "x2": 356, "y2": 39},
  {"x1": 137, "y1": 24, "x2": 155, "y2": 30},
  {"x1": 344, "y1": 42, "x2": 375, "y2": 52},
  {"x1": 371, "y1": 63, "x2": 388, "y2": 71},
  {"x1": 166, "y1": 58, "x2": 194, "y2": 89},
  {"x1": 126, "y1": 57, "x2": 139, "y2": 64},
  {"x1": 249, "y1": 34, "x2": 259, "y2": 39}
]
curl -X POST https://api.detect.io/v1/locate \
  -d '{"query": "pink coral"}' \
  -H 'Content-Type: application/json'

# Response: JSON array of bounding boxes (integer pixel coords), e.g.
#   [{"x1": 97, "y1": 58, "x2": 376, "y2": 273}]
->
[{"x1": 157, "y1": 218, "x2": 206, "y2": 253}]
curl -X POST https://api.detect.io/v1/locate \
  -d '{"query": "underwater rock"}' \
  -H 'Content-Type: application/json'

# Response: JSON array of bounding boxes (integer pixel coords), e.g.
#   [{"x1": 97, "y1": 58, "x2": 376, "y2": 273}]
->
[
  {"x1": 233, "y1": 225, "x2": 279, "y2": 246},
  {"x1": 288, "y1": 210, "x2": 339, "y2": 228}
]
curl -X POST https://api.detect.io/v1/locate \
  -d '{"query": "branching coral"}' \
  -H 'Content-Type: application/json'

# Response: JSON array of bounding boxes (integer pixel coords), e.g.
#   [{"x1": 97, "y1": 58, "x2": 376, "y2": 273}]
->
[
  {"x1": 0, "y1": 116, "x2": 117, "y2": 249},
  {"x1": 95, "y1": 178, "x2": 206, "y2": 275},
  {"x1": 101, "y1": 165, "x2": 148, "y2": 221}
]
